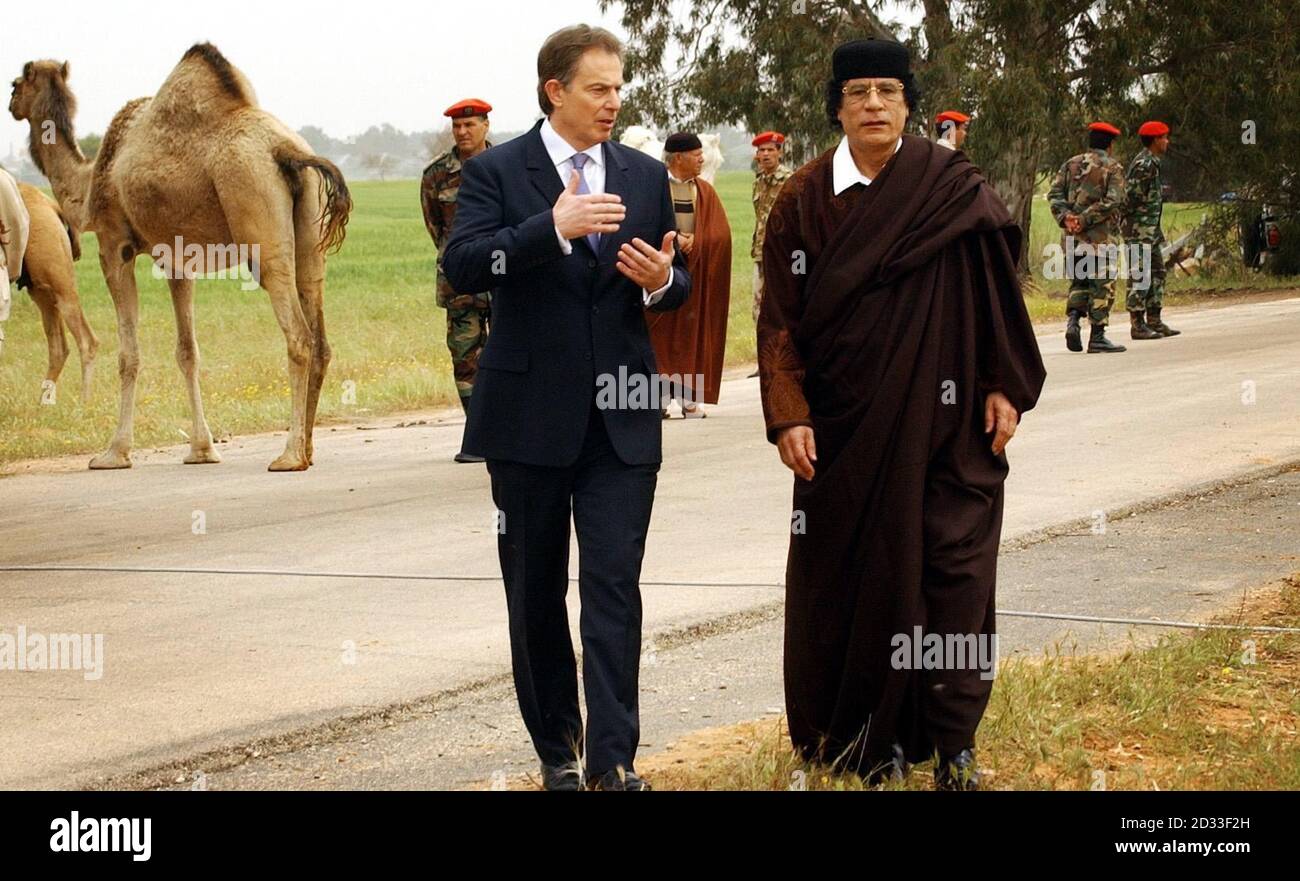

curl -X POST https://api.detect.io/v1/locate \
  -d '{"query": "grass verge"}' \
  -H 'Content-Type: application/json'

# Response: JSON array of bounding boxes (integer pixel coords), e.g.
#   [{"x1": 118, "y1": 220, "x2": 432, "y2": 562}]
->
[{"x1": 629, "y1": 574, "x2": 1300, "y2": 791}]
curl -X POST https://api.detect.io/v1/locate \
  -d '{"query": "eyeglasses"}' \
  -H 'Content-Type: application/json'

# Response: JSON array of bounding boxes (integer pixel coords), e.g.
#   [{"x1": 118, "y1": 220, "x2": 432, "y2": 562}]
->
[{"x1": 841, "y1": 81, "x2": 905, "y2": 106}]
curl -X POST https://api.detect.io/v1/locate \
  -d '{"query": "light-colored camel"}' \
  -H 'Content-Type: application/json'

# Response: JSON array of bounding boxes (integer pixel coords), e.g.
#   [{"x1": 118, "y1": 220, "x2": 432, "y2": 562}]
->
[
  {"x1": 9, "y1": 43, "x2": 351, "y2": 471},
  {"x1": 18, "y1": 182, "x2": 99, "y2": 402},
  {"x1": 0, "y1": 167, "x2": 28, "y2": 359}
]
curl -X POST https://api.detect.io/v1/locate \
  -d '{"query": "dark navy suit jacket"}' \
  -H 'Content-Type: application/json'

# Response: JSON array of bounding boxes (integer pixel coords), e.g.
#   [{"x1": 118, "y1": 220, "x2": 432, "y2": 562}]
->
[{"x1": 443, "y1": 120, "x2": 691, "y2": 467}]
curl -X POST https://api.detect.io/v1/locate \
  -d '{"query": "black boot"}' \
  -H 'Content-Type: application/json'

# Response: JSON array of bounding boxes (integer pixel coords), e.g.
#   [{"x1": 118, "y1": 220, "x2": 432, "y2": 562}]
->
[
  {"x1": 934, "y1": 749, "x2": 981, "y2": 791},
  {"x1": 1129, "y1": 310, "x2": 1161, "y2": 340},
  {"x1": 1064, "y1": 310, "x2": 1083, "y2": 352},
  {"x1": 1087, "y1": 323, "x2": 1127, "y2": 353},
  {"x1": 865, "y1": 743, "x2": 910, "y2": 787},
  {"x1": 1146, "y1": 306, "x2": 1180, "y2": 336}
]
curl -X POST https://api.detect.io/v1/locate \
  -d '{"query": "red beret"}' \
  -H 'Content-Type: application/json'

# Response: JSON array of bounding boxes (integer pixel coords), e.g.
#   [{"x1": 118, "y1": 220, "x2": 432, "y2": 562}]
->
[
  {"x1": 444, "y1": 98, "x2": 492, "y2": 119},
  {"x1": 752, "y1": 131, "x2": 785, "y2": 147},
  {"x1": 935, "y1": 110, "x2": 970, "y2": 125},
  {"x1": 1137, "y1": 121, "x2": 1170, "y2": 137},
  {"x1": 1088, "y1": 121, "x2": 1121, "y2": 136}
]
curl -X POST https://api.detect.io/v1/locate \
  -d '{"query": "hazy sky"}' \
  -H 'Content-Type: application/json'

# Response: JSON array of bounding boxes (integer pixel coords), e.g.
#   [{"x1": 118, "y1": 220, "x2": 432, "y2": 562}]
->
[
  {"x1": 0, "y1": 0, "x2": 633, "y2": 154},
  {"x1": 1, "y1": 0, "x2": 922, "y2": 157}
]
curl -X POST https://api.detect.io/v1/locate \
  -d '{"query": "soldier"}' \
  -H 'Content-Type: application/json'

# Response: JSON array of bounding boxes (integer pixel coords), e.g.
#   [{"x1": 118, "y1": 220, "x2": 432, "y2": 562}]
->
[
  {"x1": 1048, "y1": 121, "x2": 1127, "y2": 353},
  {"x1": 1123, "y1": 120, "x2": 1180, "y2": 339},
  {"x1": 421, "y1": 98, "x2": 493, "y2": 463},
  {"x1": 934, "y1": 110, "x2": 970, "y2": 150},
  {"x1": 750, "y1": 131, "x2": 792, "y2": 325}
]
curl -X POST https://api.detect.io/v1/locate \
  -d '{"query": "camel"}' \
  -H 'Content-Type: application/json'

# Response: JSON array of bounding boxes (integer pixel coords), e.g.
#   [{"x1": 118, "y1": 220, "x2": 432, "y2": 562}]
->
[
  {"x1": 9, "y1": 43, "x2": 351, "y2": 471},
  {"x1": 620, "y1": 125, "x2": 724, "y2": 182},
  {"x1": 0, "y1": 167, "x2": 28, "y2": 359},
  {"x1": 17, "y1": 181, "x2": 99, "y2": 402}
]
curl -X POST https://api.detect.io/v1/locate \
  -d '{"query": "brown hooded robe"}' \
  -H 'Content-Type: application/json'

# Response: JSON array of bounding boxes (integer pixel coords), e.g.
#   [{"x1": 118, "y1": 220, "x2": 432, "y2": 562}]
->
[
  {"x1": 647, "y1": 175, "x2": 732, "y2": 405},
  {"x1": 757, "y1": 135, "x2": 1046, "y2": 770}
]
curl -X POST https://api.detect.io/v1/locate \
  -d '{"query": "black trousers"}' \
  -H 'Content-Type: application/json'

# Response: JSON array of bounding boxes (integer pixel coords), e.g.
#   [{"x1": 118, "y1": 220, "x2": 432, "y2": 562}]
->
[{"x1": 486, "y1": 403, "x2": 659, "y2": 775}]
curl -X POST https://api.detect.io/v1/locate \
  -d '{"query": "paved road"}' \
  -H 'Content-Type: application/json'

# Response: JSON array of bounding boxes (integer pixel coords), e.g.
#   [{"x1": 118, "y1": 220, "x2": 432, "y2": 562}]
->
[
  {"x1": 2, "y1": 296, "x2": 1298, "y2": 788},
  {"x1": 130, "y1": 468, "x2": 1300, "y2": 791}
]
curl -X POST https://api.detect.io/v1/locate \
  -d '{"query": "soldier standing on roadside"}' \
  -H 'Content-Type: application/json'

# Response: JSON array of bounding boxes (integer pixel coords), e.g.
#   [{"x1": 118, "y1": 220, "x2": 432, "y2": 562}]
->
[
  {"x1": 750, "y1": 131, "x2": 793, "y2": 325},
  {"x1": 1048, "y1": 121, "x2": 1127, "y2": 354},
  {"x1": 421, "y1": 98, "x2": 494, "y2": 462},
  {"x1": 1123, "y1": 120, "x2": 1180, "y2": 339}
]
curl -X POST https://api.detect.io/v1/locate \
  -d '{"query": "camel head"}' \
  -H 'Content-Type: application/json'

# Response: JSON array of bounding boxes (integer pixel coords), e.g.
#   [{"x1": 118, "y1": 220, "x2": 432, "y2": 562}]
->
[
  {"x1": 10, "y1": 60, "x2": 73, "y2": 123},
  {"x1": 10, "y1": 61, "x2": 81, "y2": 175}
]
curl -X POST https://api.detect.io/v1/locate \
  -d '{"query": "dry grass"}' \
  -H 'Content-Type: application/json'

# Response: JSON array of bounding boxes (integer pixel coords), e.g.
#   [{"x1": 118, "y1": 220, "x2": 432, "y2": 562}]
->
[{"x1": 634, "y1": 575, "x2": 1300, "y2": 791}]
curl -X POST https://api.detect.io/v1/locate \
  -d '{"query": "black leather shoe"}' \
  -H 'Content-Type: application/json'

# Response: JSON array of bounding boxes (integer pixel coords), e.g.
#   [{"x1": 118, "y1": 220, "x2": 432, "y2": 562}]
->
[
  {"x1": 453, "y1": 451, "x2": 486, "y2": 464},
  {"x1": 865, "y1": 743, "x2": 910, "y2": 786},
  {"x1": 934, "y1": 749, "x2": 981, "y2": 791},
  {"x1": 587, "y1": 767, "x2": 651, "y2": 791},
  {"x1": 1065, "y1": 310, "x2": 1083, "y2": 352},
  {"x1": 1086, "y1": 323, "x2": 1126, "y2": 353},
  {"x1": 540, "y1": 761, "x2": 583, "y2": 791}
]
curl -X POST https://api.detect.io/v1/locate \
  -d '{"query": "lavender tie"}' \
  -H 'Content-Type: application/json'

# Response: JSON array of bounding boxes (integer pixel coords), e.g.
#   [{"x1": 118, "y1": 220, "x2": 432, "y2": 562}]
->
[{"x1": 570, "y1": 152, "x2": 601, "y2": 254}]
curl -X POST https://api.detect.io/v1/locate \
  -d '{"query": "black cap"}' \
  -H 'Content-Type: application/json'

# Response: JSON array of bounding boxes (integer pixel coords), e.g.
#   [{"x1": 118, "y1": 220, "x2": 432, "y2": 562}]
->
[
  {"x1": 832, "y1": 38, "x2": 911, "y2": 82},
  {"x1": 664, "y1": 132, "x2": 703, "y2": 153}
]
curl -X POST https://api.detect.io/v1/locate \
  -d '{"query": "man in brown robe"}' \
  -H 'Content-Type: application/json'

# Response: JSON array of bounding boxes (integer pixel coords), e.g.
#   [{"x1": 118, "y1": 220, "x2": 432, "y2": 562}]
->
[
  {"x1": 647, "y1": 132, "x2": 731, "y2": 416},
  {"x1": 757, "y1": 38, "x2": 1046, "y2": 790}
]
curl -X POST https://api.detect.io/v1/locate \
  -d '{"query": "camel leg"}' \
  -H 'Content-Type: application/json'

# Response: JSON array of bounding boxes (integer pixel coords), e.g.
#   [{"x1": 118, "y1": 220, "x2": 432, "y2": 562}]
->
[
  {"x1": 52, "y1": 282, "x2": 99, "y2": 403},
  {"x1": 294, "y1": 235, "x2": 330, "y2": 467},
  {"x1": 89, "y1": 250, "x2": 140, "y2": 470},
  {"x1": 299, "y1": 281, "x2": 329, "y2": 467},
  {"x1": 222, "y1": 171, "x2": 311, "y2": 471},
  {"x1": 169, "y1": 276, "x2": 220, "y2": 464},
  {"x1": 30, "y1": 287, "x2": 69, "y2": 395},
  {"x1": 262, "y1": 259, "x2": 313, "y2": 472}
]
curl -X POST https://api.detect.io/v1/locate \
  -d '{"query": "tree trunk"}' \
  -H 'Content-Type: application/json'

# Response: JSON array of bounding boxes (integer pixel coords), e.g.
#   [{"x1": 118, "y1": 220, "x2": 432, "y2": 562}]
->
[{"x1": 989, "y1": 136, "x2": 1041, "y2": 277}]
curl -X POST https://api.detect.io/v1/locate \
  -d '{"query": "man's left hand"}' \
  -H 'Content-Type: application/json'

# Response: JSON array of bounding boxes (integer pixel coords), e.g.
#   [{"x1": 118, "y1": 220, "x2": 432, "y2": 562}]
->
[
  {"x1": 984, "y1": 391, "x2": 1019, "y2": 455},
  {"x1": 617, "y1": 232, "x2": 675, "y2": 291}
]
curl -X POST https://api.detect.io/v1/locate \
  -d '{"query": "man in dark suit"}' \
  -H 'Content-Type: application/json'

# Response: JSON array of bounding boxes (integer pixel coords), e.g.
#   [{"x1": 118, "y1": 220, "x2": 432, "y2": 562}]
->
[{"x1": 442, "y1": 24, "x2": 690, "y2": 791}]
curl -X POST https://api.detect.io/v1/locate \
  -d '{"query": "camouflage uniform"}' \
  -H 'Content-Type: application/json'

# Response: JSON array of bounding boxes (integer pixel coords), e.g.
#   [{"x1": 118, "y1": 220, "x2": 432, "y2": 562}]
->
[
  {"x1": 751, "y1": 165, "x2": 792, "y2": 322},
  {"x1": 1047, "y1": 148, "x2": 1125, "y2": 326},
  {"x1": 421, "y1": 144, "x2": 492, "y2": 406},
  {"x1": 1122, "y1": 148, "x2": 1166, "y2": 312}
]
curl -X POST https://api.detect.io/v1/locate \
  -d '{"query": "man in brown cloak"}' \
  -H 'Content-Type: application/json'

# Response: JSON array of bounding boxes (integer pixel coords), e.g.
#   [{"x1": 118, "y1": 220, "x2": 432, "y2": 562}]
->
[
  {"x1": 757, "y1": 38, "x2": 1046, "y2": 790},
  {"x1": 647, "y1": 132, "x2": 732, "y2": 416}
]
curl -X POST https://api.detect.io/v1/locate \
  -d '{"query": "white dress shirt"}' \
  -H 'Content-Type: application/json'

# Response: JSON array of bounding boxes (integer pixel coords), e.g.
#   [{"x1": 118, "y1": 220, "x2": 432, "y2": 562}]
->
[
  {"x1": 539, "y1": 117, "x2": 672, "y2": 304},
  {"x1": 831, "y1": 136, "x2": 903, "y2": 195}
]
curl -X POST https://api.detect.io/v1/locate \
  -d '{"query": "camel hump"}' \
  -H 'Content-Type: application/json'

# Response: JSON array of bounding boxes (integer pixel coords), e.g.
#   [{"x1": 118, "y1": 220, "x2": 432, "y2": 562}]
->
[{"x1": 158, "y1": 42, "x2": 257, "y2": 110}]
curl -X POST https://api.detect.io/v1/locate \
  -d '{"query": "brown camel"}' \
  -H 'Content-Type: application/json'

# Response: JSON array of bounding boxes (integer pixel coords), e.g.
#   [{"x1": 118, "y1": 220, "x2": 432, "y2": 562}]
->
[
  {"x1": 9, "y1": 44, "x2": 351, "y2": 471},
  {"x1": 17, "y1": 183, "x2": 99, "y2": 402}
]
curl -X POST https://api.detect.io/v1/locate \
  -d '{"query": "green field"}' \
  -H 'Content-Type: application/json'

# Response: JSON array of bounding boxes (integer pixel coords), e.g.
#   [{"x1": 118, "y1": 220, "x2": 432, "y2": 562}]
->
[{"x1": 0, "y1": 171, "x2": 1282, "y2": 467}]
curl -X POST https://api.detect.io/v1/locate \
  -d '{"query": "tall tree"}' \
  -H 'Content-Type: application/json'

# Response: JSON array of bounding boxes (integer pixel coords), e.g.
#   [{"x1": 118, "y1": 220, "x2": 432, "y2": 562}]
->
[{"x1": 605, "y1": 0, "x2": 1300, "y2": 270}]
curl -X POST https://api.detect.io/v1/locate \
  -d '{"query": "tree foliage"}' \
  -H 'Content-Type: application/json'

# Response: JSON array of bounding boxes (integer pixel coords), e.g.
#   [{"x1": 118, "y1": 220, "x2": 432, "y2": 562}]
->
[{"x1": 604, "y1": 0, "x2": 1300, "y2": 255}]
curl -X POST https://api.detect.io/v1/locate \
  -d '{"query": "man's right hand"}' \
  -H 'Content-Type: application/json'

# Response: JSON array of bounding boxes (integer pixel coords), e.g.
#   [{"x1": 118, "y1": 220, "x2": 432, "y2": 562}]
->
[
  {"x1": 777, "y1": 425, "x2": 817, "y2": 481},
  {"x1": 553, "y1": 170, "x2": 626, "y2": 241}
]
